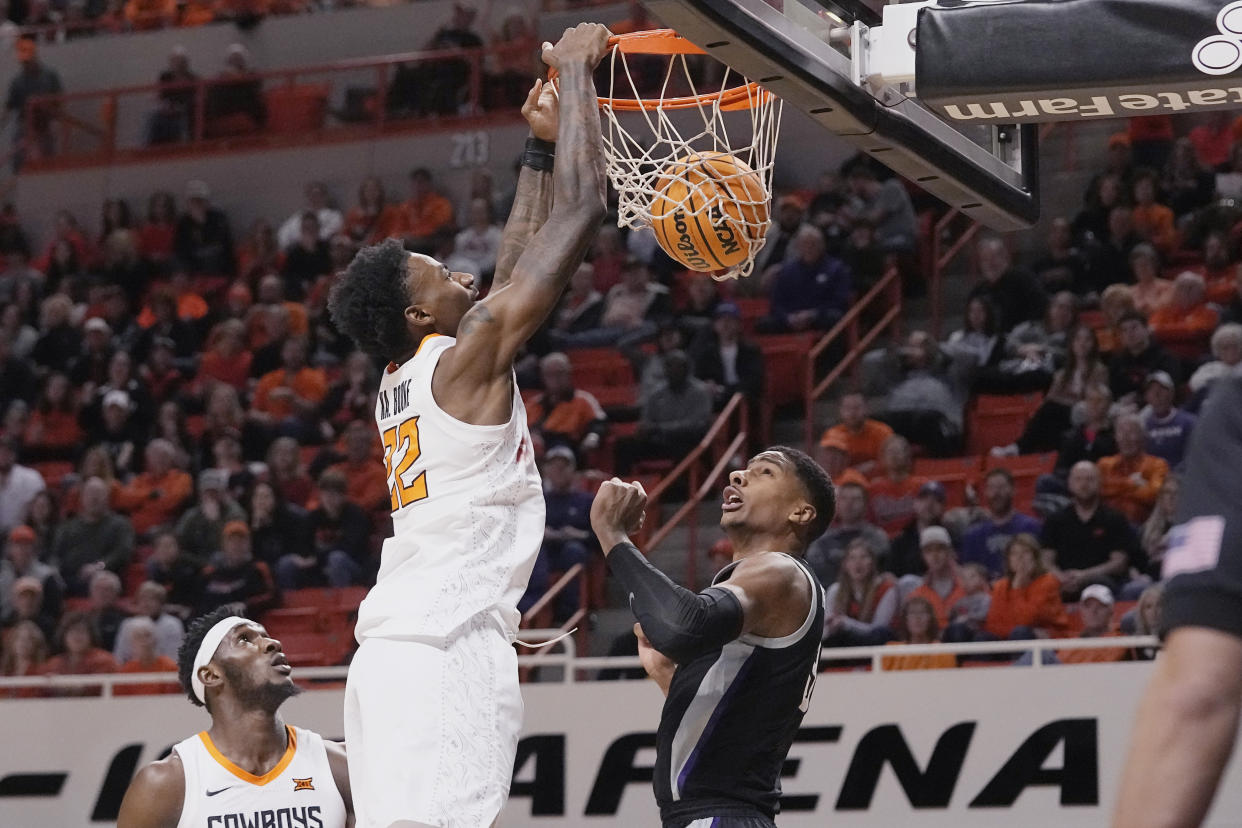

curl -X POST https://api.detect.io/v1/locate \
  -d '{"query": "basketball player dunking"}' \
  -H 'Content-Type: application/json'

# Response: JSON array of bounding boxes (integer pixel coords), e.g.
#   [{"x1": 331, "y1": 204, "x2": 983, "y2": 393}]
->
[
  {"x1": 326, "y1": 23, "x2": 609, "y2": 828},
  {"x1": 590, "y1": 447, "x2": 835, "y2": 828},
  {"x1": 116, "y1": 606, "x2": 353, "y2": 828}
]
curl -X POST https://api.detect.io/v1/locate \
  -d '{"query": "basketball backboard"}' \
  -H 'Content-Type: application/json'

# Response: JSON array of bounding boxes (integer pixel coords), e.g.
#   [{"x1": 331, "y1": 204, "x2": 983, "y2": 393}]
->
[{"x1": 643, "y1": 0, "x2": 1041, "y2": 230}]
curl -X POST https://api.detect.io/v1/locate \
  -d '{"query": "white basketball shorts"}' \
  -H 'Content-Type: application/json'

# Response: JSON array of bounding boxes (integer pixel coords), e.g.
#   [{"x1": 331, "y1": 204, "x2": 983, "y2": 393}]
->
[{"x1": 344, "y1": 616, "x2": 523, "y2": 828}]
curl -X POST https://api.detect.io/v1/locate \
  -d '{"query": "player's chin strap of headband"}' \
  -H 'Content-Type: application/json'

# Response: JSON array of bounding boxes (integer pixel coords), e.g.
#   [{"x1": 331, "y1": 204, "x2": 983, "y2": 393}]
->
[{"x1": 191, "y1": 616, "x2": 251, "y2": 705}]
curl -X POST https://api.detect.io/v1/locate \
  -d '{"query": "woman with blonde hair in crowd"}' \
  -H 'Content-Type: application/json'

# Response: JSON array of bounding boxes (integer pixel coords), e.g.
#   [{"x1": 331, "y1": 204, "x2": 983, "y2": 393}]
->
[
  {"x1": 1130, "y1": 475, "x2": 1179, "y2": 598},
  {"x1": 342, "y1": 176, "x2": 402, "y2": 244},
  {"x1": 823, "y1": 539, "x2": 898, "y2": 647},
  {"x1": 995, "y1": 323, "x2": 1109, "y2": 455},
  {"x1": 197, "y1": 384, "x2": 266, "y2": 465},
  {"x1": 62, "y1": 446, "x2": 120, "y2": 514},
  {"x1": 236, "y1": 218, "x2": 283, "y2": 286},
  {"x1": 22, "y1": 490, "x2": 60, "y2": 560},
  {"x1": 1129, "y1": 244, "x2": 1173, "y2": 317},
  {"x1": 1116, "y1": 582, "x2": 1164, "y2": 661},
  {"x1": 882, "y1": 597, "x2": 958, "y2": 671},
  {"x1": 42, "y1": 612, "x2": 117, "y2": 697},
  {"x1": 196, "y1": 318, "x2": 252, "y2": 394},
  {"x1": 1097, "y1": 283, "x2": 1137, "y2": 354},
  {"x1": 265, "y1": 436, "x2": 314, "y2": 509},
  {"x1": 0, "y1": 621, "x2": 50, "y2": 698}
]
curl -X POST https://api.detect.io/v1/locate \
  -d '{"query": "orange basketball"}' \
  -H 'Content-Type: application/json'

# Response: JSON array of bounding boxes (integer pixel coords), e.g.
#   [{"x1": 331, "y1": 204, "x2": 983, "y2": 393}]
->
[{"x1": 650, "y1": 151, "x2": 770, "y2": 273}]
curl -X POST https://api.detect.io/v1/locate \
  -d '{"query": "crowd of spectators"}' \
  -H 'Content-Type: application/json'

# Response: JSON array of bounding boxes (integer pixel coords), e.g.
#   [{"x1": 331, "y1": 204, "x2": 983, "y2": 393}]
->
[
  {"x1": 10, "y1": 57, "x2": 1237, "y2": 688},
  {"x1": 813, "y1": 112, "x2": 1242, "y2": 669}
]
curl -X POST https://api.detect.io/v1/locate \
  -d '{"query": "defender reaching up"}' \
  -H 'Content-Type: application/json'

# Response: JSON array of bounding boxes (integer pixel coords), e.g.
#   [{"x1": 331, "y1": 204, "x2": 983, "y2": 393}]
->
[
  {"x1": 591, "y1": 447, "x2": 835, "y2": 828},
  {"x1": 327, "y1": 23, "x2": 610, "y2": 828}
]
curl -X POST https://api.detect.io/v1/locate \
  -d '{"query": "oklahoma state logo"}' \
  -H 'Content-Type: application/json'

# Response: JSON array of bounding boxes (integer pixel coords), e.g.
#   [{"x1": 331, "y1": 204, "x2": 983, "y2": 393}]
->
[{"x1": 292, "y1": 777, "x2": 314, "y2": 792}]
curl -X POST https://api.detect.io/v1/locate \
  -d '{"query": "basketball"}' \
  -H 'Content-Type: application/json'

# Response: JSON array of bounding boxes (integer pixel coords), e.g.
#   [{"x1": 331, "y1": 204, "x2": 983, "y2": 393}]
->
[{"x1": 649, "y1": 151, "x2": 770, "y2": 272}]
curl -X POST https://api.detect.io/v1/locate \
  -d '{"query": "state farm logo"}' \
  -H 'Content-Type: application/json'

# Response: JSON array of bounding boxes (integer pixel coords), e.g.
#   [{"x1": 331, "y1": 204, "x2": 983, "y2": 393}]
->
[{"x1": 1193, "y1": 2, "x2": 1242, "y2": 75}]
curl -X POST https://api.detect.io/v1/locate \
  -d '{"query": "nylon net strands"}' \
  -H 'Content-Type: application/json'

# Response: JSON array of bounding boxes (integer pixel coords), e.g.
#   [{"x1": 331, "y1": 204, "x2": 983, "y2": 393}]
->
[{"x1": 596, "y1": 30, "x2": 782, "y2": 280}]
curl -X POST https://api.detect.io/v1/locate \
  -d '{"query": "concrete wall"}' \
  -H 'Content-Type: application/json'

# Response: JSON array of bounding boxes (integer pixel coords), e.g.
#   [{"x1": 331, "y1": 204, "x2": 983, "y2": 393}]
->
[{"x1": 0, "y1": 0, "x2": 585, "y2": 94}]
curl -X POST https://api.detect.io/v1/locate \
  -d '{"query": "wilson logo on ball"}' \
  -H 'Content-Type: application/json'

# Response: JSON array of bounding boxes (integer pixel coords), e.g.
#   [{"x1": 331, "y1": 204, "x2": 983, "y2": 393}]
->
[{"x1": 650, "y1": 152, "x2": 769, "y2": 272}]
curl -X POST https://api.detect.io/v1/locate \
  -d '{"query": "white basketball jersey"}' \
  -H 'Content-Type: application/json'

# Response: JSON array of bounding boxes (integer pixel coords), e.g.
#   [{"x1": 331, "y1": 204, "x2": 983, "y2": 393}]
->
[
  {"x1": 173, "y1": 725, "x2": 347, "y2": 828},
  {"x1": 355, "y1": 333, "x2": 545, "y2": 641}
]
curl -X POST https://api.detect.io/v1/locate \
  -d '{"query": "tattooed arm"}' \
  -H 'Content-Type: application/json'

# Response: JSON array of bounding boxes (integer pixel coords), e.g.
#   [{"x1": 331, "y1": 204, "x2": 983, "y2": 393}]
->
[
  {"x1": 434, "y1": 23, "x2": 610, "y2": 422},
  {"x1": 492, "y1": 80, "x2": 558, "y2": 292}
]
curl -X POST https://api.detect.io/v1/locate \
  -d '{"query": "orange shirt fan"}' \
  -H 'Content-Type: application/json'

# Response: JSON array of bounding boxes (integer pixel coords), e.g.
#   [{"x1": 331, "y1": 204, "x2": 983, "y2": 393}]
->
[{"x1": 550, "y1": 29, "x2": 782, "y2": 280}]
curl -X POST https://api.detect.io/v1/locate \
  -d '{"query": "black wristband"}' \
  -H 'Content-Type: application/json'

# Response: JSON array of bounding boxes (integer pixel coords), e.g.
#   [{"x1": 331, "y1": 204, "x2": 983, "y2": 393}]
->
[
  {"x1": 526, "y1": 137, "x2": 556, "y2": 154},
  {"x1": 522, "y1": 136, "x2": 555, "y2": 172}
]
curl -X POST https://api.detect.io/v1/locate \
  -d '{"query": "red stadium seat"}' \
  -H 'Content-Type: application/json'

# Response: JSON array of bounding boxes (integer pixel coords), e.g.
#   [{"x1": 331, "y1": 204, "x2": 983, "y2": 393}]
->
[
  {"x1": 756, "y1": 333, "x2": 815, "y2": 408},
  {"x1": 274, "y1": 632, "x2": 331, "y2": 667},
  {"x1": 567, "y1": 348, "x2": 634, "y2": 386},
  {"x1": 263, "y1": 607, "x2": 324, "y2": 635},
  {"x1": 583, "y1": 383, "x2": 638, "y2": 413},
  {"x1": 336, "y1": 586, "x2": 368, "y2": 613},
  {"x1": 264, "y1": 85, "x2": 329, "y2": 135},
  {"x1": 280, "y1": 587, "x2": 337, "y2": 610},
  {"x1": 734, "y1": 297, "x2": 769, "y2": 334},
  {"x1": 965, "y1": 393, "x2": 1044, "y2": 455},
  {"x1": 1152, "y1": 327, "x2": 1213, "y2": 362}
]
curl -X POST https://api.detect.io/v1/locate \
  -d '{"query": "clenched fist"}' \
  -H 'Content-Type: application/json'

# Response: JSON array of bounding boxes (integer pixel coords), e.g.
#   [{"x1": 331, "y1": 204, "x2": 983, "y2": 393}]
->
[{"x1": 590, "y1": 477, "x2": 647, "y2": 552}]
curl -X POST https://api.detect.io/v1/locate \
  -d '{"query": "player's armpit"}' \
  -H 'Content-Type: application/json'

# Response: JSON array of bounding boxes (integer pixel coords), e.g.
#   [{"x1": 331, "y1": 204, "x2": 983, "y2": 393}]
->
[
  {"x1": 446, "y1": 202, "x2": 604, "y2": 390},
  {"x1": 116, "y1": 755, "x2": 185, "y2": 828},
  {"x1": 717, "y1": 553, "x2": 812, "y2": 640}
]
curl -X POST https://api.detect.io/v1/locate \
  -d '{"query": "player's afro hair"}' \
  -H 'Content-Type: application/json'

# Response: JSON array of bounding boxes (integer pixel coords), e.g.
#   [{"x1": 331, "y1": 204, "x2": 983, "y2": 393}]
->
[
  {"x1": 770, "y1": 445, "x2": 836, "y2": 542},
  {"x1": 328, "y1": 237, "x2": 414, "y2": 363},
  {"x1": 177, "y1": 604, "x2": 245, "y2": 709}
]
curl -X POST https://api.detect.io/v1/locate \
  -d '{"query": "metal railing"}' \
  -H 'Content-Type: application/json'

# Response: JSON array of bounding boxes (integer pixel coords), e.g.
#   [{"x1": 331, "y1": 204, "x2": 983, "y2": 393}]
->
[
  {"x1": 19, "y1": 41, "x2": 537, "y2": 171},
  {"x1": 0, "y1": 635, "x2": 1160, "y2": 694},
  {"x1": 642, "y1": 391, "x2": 748, "y2": 588},
  {"x1": 801, "y1": 264, "x2": 903, "y2": 450},
  {"x1": 929, "y1": 207, "x2": 982, "y2": 338}
]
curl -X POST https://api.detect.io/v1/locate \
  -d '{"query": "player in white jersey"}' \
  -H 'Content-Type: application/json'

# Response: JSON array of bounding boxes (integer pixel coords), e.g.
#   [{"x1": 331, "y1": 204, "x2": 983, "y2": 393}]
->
[
  {"x1": 116, "y1": 606, "x2": 353, "y2": 828},
  {"x1": 325, "y1": 23, "x2": 610, "y2": 828}
]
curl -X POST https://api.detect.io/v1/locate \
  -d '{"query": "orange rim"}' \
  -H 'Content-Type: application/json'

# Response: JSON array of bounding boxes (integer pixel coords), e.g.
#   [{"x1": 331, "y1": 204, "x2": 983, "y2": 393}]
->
[{"x1": 548, "y1": 29, "x2": 772, "y2": 113}]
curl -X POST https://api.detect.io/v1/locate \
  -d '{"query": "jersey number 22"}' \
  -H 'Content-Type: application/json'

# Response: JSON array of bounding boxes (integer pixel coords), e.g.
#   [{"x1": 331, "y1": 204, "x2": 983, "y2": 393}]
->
[{"x1": 382, "y1": 417, "x2": 428, "y2": 510}]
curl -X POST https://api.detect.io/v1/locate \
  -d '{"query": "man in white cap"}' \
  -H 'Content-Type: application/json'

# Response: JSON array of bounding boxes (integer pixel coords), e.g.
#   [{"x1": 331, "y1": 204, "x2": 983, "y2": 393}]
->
[
  {"x1": 1058, "y1": 583, "x2": 1125, "y2": 664},
  {"x1": 904, "y1": 526, "x2": 965, "y2": 628},
  {"x1": 117, "y1": 606, "x2": 352, "y2": 828}
]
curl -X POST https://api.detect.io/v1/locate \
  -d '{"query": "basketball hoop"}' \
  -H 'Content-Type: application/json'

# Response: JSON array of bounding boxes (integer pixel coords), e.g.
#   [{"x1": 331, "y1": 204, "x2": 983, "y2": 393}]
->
[{"x1": 555, "y1": 30, "x2": 782, "y2": 280}]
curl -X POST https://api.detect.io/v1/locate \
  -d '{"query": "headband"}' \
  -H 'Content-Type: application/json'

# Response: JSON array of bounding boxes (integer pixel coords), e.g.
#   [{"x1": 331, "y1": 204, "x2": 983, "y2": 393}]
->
[{"x1": 191, "y1": 616, "x2": 250, "y2": 705}]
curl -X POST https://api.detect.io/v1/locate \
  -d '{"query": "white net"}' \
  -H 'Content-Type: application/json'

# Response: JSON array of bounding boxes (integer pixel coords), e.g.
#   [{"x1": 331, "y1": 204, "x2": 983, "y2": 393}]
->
[{"x1": 597, "y1": 33, "x2": 783, "y2": 280}]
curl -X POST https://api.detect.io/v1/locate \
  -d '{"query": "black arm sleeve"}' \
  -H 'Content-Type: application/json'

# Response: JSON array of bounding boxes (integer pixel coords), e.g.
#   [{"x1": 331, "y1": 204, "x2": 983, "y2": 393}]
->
[{"x1": 608, "y1": 541, "x2": 744, "y2": 664}]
